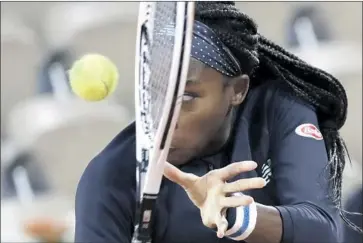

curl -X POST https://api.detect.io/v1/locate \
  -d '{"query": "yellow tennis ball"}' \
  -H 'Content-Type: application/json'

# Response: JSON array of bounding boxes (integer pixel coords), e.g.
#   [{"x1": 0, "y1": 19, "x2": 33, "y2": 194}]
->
[{"x1": 69, "y1": 54, "x2": 119, "y2": 101}]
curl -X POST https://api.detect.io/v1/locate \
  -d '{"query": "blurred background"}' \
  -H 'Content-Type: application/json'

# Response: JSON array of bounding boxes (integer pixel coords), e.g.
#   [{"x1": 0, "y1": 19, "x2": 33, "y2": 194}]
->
[{"x1": 1, "y1": 2, "x2": 362, "y2": 242}]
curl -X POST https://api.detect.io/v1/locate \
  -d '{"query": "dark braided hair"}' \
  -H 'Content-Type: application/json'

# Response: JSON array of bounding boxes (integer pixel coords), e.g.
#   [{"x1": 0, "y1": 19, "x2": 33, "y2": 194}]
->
[{"x1": 195, "y1": 1, "x2": 361, "y2": 233}]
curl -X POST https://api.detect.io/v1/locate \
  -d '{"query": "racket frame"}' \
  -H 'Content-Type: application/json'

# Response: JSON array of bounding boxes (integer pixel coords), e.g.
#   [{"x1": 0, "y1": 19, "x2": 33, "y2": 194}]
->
[{"x1": 134, "y1": 2, "x2": 195, "y2": 242}]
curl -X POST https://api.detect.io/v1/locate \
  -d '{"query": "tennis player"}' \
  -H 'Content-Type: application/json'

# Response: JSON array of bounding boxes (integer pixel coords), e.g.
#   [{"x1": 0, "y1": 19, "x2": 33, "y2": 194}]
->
[{"x1": 75, "y1": 2, "x2": 359, "y2": 242}]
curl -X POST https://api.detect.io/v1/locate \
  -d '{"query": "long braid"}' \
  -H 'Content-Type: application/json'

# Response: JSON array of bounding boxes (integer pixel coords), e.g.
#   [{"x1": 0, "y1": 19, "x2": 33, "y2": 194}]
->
[{"x1": 195, "y1": 2, "x2": 361, "y2": 233}]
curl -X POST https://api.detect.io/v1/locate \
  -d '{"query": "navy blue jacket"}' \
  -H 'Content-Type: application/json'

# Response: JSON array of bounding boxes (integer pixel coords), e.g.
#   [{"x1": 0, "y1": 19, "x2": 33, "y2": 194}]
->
[{"x1": 75, "y1": 81, "x2": 342, "y2": 243}]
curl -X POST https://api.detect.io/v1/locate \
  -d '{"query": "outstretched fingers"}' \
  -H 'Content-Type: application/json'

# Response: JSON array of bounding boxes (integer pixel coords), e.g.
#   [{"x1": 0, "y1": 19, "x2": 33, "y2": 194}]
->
[
  {"x1": 215, "y1": 209, "x2": 228, "y2": 239},
  {"x1": 213, "y1": 161, "x2": 258, "y2": 181},
  {"x1": 164, "y1": 162, "x2": 199, "y2": 188},
  {"x1": 223, "y1": 177, "x2": 266, "y2": 194},
  {"x1": 219, "y1": 194, "x2": 254, "y2": 208}
]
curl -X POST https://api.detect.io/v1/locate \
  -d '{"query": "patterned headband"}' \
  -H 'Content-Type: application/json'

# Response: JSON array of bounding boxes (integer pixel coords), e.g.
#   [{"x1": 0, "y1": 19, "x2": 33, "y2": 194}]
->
[{"x1": 191, "y1": 21, "x2": 242, "y2": 77}]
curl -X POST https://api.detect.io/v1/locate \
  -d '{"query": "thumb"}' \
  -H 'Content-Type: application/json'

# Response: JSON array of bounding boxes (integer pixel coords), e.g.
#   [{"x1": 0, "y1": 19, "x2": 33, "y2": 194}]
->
[
  {"x1": 164, "y1": 162, "x2": 199, "y2": 188},
  {"x1": 215, "y1": 211, "x2": 228, "y2": 239}
]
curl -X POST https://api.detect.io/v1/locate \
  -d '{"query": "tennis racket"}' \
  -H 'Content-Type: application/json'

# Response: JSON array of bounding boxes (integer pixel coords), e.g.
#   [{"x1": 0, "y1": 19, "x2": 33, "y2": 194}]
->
[{"x1": 133, "y1": 2, "x2": 195, "y2": 243}]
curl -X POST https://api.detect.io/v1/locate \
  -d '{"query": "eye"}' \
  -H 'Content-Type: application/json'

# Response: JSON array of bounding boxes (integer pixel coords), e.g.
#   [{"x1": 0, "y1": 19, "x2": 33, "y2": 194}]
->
[{"x1": 182, "y1": 93, "x2": 196, "y2": 102}]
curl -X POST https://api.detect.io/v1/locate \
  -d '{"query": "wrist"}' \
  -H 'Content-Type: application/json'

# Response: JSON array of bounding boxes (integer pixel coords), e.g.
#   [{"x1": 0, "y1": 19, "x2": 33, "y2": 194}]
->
[{"x1": 224, "y1": 193, "x2": 257, "y2": 241}]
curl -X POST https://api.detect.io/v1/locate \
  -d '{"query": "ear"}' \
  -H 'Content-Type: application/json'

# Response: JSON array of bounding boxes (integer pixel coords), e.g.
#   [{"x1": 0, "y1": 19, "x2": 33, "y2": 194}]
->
[{"x1": 231, "y1": 74, "x2": 250, "y2": 106}]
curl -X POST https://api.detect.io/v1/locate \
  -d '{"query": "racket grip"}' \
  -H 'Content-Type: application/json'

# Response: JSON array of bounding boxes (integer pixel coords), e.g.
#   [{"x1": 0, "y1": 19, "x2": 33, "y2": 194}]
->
[
  {"x1": 134, "y1": 194, "x2": 157, "y2": 242},
  {"x1": 132, "y1": 229, "x2": 152, "y2": 243}
]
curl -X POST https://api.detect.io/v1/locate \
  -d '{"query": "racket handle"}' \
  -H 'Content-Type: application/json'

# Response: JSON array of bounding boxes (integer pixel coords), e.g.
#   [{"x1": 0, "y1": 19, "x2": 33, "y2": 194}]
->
[
  {"x1": 133, "y1": 194, "x2": 157, "y2": 243},
  {"x1": 132, "y1": 225, "x2": 152, "y2": 243}
]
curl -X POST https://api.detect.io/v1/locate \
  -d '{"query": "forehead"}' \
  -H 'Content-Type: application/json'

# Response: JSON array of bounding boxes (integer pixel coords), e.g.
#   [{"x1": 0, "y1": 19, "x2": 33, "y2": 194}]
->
[
  {"x1": 187, "y1": 57, "x2": 223, "y2": 84},
  {"x1": 187, "y1": 57, "x2": 226, "y2": 85},
  {"x1": 187, "y1": 58, "x2": 207, "y2": 79}
]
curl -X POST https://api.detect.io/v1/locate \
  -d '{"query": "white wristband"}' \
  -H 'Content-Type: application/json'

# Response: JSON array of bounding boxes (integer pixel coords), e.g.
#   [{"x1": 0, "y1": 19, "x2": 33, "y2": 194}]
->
[{"x1": 225, "y1": 193, "x2": 257, "y2": 241}]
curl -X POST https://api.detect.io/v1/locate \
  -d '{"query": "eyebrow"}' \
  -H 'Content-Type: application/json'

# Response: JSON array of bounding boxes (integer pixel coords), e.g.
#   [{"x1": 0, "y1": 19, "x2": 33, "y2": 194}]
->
[
  {"x1": 186, "y1": 66, "x2": 202, "y2": 85},
  {"x1": 186, "y1": 79, "x2": 201, "y2": 86},
  {"x1": 186, "y1": 68, "x2": 204, "y2": 86}
]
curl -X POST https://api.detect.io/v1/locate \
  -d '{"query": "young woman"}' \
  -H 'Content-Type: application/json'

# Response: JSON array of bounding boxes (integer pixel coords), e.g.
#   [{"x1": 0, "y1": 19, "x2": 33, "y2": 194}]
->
[{"x1": 75, "y1": 2, "x2": 359, "y2": 242}]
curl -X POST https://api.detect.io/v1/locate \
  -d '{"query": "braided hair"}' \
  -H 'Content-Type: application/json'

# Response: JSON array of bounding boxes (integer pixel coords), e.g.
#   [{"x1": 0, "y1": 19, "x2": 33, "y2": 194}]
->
[{"x1": 195, "y1": 2, "x2": 361, "y2": 232}]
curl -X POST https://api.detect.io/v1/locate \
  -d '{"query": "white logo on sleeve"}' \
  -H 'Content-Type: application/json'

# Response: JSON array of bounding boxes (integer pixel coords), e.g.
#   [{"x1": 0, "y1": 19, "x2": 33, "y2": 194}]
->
[
  {"x1": 261, "y1": 159, "x2": 272, "y2": 184},
  {"x1": 295, "y1": 123, "x2": 323, "y2": 140}
]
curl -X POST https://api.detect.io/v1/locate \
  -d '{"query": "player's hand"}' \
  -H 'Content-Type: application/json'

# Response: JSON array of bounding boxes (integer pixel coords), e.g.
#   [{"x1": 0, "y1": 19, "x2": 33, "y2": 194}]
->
[{"x1": 163, "y1": 161, "x2": 266, "y2": 238}]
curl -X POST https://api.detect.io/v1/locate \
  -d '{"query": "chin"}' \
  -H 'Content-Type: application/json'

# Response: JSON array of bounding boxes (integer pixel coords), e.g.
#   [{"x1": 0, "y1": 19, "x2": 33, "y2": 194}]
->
[{"x1": 167, "y1": 148, "x2": 197, "y2": 166}]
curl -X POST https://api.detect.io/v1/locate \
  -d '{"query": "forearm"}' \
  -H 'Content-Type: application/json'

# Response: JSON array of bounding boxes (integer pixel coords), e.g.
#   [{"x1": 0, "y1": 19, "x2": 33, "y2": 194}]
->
[
  {"x1": 246, "y1": 203, "x2": 340, "y2": 243},
  {"x1": 245, "y1": 203, "x2": 282, "y2": 243},
  {"x1": 224, "y1": 202, "x2": 340, "y2": 243}
]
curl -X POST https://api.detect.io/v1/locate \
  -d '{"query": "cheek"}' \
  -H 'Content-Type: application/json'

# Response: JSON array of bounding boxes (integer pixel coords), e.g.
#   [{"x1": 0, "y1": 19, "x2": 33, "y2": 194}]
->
[{"x1": 172, "y1": 97, "x2": 229, "y2": 148}]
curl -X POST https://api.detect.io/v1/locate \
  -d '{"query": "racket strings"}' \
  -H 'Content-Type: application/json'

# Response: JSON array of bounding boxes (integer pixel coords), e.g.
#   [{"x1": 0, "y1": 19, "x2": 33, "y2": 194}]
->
[{"x1": 146, "y1": 3, "x2": 178, "y2": 135}]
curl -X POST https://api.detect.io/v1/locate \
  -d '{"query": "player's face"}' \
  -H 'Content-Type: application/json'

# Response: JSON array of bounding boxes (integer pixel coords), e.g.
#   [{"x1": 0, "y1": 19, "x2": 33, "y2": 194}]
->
[{"x1": 167, "y1": 58, "x2": 249, "y2": 165}]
